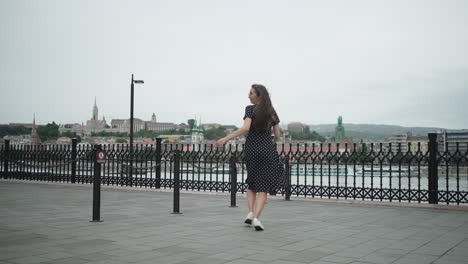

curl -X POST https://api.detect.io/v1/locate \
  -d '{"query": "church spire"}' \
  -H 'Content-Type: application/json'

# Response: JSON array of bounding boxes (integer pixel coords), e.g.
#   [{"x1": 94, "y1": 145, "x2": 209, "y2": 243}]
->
[
  {"x1": 92, "y1": 97, "x2": 99, "y2": 120},
  {"x1": 31, "y1": 114, "x2": 42, "y2": 145},
  {"x1": 335, "y1": 115, "x2": 345, "y2": 143}
]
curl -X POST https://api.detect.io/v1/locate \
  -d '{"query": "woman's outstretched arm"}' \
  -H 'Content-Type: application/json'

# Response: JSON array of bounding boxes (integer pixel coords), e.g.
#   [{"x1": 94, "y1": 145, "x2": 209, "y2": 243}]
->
[{"x1": 215, "y1": 118, "x2": 252, "y2": 147}]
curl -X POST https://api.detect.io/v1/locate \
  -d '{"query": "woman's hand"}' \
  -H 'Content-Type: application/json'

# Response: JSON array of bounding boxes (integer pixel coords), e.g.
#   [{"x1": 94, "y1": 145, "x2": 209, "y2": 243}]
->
[{"x1": 215, "y1": 138, "x2": 227, "y2": 147}]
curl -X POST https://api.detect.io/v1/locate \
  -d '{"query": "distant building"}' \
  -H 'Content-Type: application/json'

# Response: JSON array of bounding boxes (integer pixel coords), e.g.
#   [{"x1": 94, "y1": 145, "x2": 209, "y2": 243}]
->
[
  {"x1": 288, "y1": 122, "x2": 307, "y2": 133},
  {"x1": 112, "y1": 113, "x2": 181, "y2": 133},
  {"x1": 338, "y1": 138, "x2": 354, "y2": 153},
  {"x1": 60, "y1": 98, "x2": 107, "y2": 136},
  {"x1": 59, "y1": 99, "x2": 186, "y2": 136},
  {"x1": 59, "y1": 123, "x2": 86, "y2": 136},
  {"x1": 110, "y1": 119, "x2": 124, "y2": 129},
  {"x1": 3, "y1": 135, "x2": 31, "y2": 144},
  {"x1": 111, "y1": 118, "x2": 145, "y2": 133},
  {"x1": 388, "y1": 133, "x2": 430, "y2": 154},
  {"x1": 177, "y1": 123, "x2": 191, "y2": 132},
  {"x1": 437, "y1": 130, "x2": 468, "y2": 154},
  {"x1": 56, "y1": 137, "x2": 72, "y2": 144},
  {"x1": 408, "y1": 135, "x2": 429, "y2": 154},
  {"x1": 203, "y1": 123, "x2": 221, "y2": 130},
  {"x1": 86, "y1": 98, "x2": 108, "y2": 133},
  {"x1": 145, "y1": 121, "x2": 177, "y2": 132},
  {"x1": 388, "y1": 132, "x2": 411, "y2": 153}
]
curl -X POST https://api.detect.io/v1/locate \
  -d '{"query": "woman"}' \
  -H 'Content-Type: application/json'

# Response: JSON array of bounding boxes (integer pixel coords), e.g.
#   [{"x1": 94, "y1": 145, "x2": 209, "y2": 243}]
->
[{"x1": 216, "y1": 84, "x2": 284, "y2": 231}]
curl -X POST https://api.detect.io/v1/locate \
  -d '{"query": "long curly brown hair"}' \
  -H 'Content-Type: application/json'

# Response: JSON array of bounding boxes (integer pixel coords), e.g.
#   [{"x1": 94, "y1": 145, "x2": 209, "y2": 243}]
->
[{"x1": 251, "y1": 84, "x2": 277, "y2": 132}]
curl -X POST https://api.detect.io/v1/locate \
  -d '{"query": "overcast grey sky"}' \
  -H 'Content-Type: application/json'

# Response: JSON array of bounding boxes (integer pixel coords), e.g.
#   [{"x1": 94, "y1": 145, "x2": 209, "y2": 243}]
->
[{"x1": 1, "y1": 0, "x2": 467, "y2": 129}]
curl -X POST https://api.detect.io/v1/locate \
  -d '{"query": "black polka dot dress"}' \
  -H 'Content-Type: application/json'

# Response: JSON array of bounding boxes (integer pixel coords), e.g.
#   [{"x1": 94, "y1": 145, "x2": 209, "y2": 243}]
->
[{"x1": 243, "y1": 105, "x2": 285, "y2": 194}]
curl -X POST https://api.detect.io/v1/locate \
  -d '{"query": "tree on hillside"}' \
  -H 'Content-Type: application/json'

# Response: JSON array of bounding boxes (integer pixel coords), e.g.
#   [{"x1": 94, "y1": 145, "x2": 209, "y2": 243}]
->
[
  {"x1": 37, "y1": 122, "x2": 60, "y2": 141},
  {"x1": 187, "y1": 119, "x2": 196, "y2": 130},
  {"x1": 61, "y1": 131, "x2": 81, "y2": 142},
  {"x1": 204, "y1": 127, "x2": 227, "y2": 140},
  {"x1": 290, "y1": 126, "x2": 325, "y2": 142},
  {"x1": 0, "y1": 126, "x2": 31, "y2": 137}
]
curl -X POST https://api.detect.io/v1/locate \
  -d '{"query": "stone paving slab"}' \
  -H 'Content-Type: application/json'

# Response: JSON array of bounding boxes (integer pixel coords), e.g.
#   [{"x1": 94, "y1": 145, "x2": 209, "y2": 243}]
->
[{"x1": 1, "y1": 180, "x2": 468, "y2": 264}]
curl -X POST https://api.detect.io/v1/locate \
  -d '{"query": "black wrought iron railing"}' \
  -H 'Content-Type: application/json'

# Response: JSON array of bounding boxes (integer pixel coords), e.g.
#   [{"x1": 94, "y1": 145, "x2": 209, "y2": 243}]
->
[{"x1": 1, "y1": 134, "x2": 467, "y2": 204}]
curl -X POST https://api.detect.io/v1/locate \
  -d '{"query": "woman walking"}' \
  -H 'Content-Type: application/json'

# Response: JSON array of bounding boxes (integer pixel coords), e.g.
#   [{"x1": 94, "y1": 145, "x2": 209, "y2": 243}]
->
[{"x1": 216, "y1": 84, "x2": 284, "y2": 231}]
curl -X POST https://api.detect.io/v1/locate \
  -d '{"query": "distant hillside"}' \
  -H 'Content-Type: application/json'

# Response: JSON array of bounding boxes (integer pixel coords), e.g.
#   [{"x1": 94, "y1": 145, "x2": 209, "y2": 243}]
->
[{"x1": 309, "y1": 124, "x2": 463, "y2": 141}]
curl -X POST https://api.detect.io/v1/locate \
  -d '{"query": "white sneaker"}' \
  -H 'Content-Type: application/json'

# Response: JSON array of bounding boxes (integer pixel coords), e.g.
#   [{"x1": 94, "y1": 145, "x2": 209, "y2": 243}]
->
[
  {"x1": 244, "y1": 212, "x2": 254, "y2": 225},
  {"x1": 253, "y1": 218, "x2": 264, "y2": 231}
]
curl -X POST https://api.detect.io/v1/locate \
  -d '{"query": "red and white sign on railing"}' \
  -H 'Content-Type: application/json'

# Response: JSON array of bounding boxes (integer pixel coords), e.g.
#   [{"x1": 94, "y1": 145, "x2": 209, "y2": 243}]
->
[{"x1": 96, "y1": 150, "x2": 107, "y2": 164}]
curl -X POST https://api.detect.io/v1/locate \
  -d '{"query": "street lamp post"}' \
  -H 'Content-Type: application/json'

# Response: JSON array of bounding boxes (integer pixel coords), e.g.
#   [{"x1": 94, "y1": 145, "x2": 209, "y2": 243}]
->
[
  {"x1": 130, "y1": 74, "x2": 144, "y2": 146},
  {"x1": 129, "y1": 74, "x2": 144, "y2": 186}
]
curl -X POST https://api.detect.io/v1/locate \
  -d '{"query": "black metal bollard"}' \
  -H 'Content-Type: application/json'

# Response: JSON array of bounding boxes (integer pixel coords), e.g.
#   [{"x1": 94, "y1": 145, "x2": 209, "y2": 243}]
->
[
  {"x1": 71, "y1": 138, "x2": 77, "y2": 183},
  {"x1": 230, "y1": 153, "x2": 238, "y2": 207},
  {"x1": 91, "y1": 144, "x2": 103, "y2": 222},
  {"x1": 3, "y1": 140, "x2": 9, "y2": 179},
  {"x1": 155, "y1": 137, "x2": 162, "y2": 189},
  {"x1": 172, "y1": 150, "x2": 182, "y2": 214},
  {"x1": 285, "y1": 156, "x2": 291, "y2": 201},
  {"x1": 428, "y1": 133, "x2": 439, "y2": 204}
]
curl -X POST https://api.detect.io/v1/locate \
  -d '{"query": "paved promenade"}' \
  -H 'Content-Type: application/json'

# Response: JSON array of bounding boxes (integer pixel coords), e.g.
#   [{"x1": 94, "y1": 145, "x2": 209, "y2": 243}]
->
[{"x1": 1, "y1": 180, "x2": 468, "y2": 264}]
